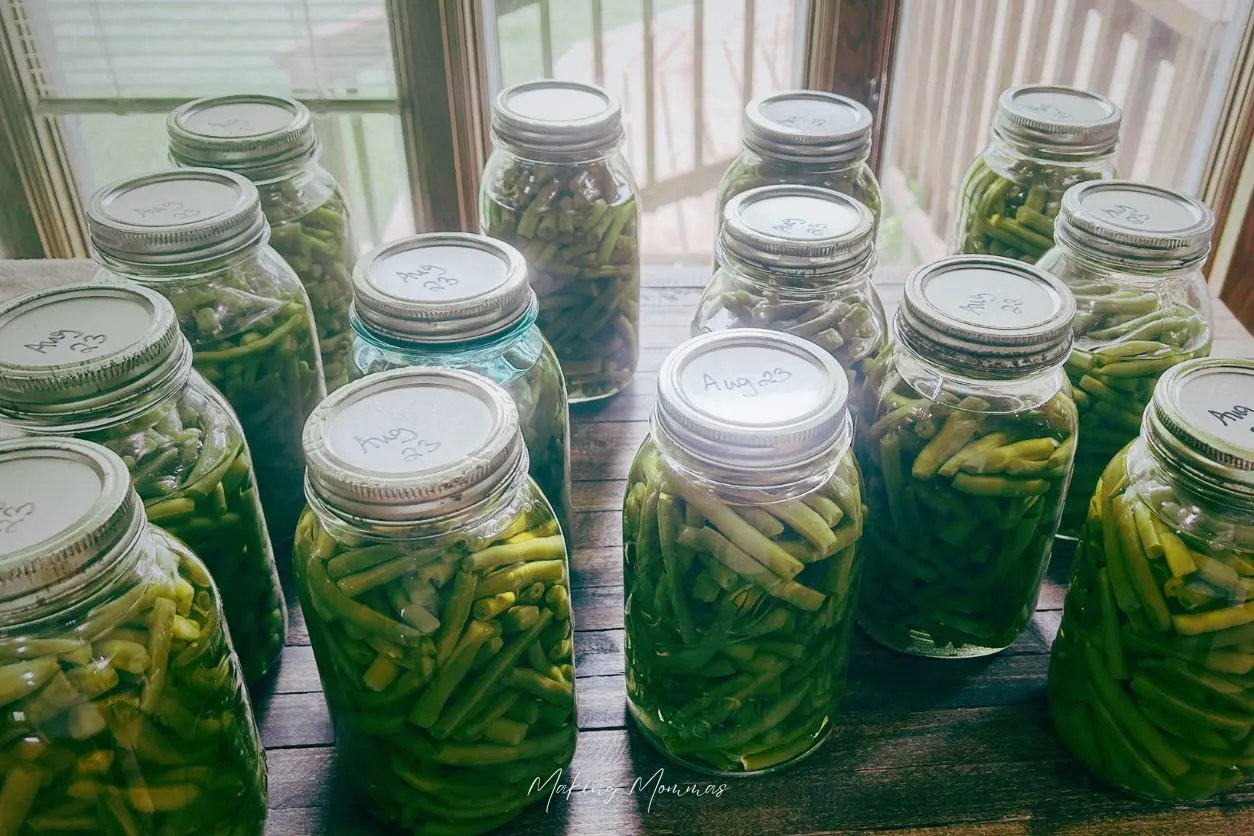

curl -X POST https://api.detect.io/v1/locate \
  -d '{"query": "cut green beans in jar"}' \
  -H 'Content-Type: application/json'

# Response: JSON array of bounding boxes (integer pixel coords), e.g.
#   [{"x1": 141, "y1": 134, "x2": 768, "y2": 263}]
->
[
  {"x1": 348, "y1": 233, "x2": 571, "y2": 541},
  {"x1": 1036, "y1": 181, "x2": 1215, "y2": 534},
  {"x1": 858, "y1": 256, "x2": 1078, "y2": 658},
  {"x1": 0, "y1": 283, "x2": 287, "y2": 687},
  {"x1": 295, "y1": 368, "x2": 575, "y2": 835},
  {"x1": 953, "y1": 85, "x2": 1121, "y2": 263},
  {"x1": 624, "y1": 329, "x2": 865, "y2": 775},
  {"x1": 1050, "y1": 359, "x2": 1254, "y2": 801},
  {"x1": 86, "y1": 168, "x2": 326, "y2": 556},
  {"x1": 714, "y1": 90, "x2": 880, "y2": 249},
  {"x1": 0, "y1": 437, "x2": 267, "y2": 834},
  {"x1": 694, "y1": 185, "x2": 887, "y2": 409},
  {"x1": 170, "y1": 94, "x2": 358, "y2": 392},
  {"x1": 481, "y1": 80, "x2": 640, "y2": 402}
]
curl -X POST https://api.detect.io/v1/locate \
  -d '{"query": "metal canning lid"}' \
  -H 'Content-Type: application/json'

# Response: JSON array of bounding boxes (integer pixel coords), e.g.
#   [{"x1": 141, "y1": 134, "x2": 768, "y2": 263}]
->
[
  {"x1": 0, "y1": 283, "x2": 189, "y2": 423},
  {"x1": 898, "y1": 255, "x2": 1076, "y2": 375},
  {"x1": 491, "y1": 80, "x2": 624, "y2": 158},
  {"x1": 1148, "y1": 358, "x2": 1254, "y2": 487},
  {"x1": 352, "y1": 233, "x2": 532, "y2": 343},
  {"x1": 995, "y1": 85, "x2": 1121, "y2": 154},
  {"x1": 0, "y1": 437, "x2": 144, "y2": 608},
  {"x1": 303, "y1": 367, "x2": 525, "y2": 521},
  {"x1": 86, "y1": 168, "x2": 267, "y2": 266},
  {"x1": 655, "y1": 329, "x2": 850, "y2": 470},
  {"x1": 1056, "y1": 180, "x2": 1213, "y2": 268},
  {"x1": 167, "y1": 94, "x2": 318, "y2": 178},
  {"x1": 720, "y1": 185, "x2": 875, "y2": 280},
  {"x1": 744, "y1": 90, "x2": 873, "y2": 163}
]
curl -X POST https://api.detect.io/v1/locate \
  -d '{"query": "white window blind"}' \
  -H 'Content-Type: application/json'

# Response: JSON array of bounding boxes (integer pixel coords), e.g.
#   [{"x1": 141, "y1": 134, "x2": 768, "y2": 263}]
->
[{"x1": 9, "y1": 0, "x2": 395, "y2": 106}]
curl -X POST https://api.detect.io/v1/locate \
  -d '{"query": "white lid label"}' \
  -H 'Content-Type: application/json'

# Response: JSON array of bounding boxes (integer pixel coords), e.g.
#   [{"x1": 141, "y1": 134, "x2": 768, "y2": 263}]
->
[
  {"x1": 104, "y1": 178, "x2": 237, "y2": 227},
  {"x1": 760, "y1": 97, "x2": 858, "y2": 135},
  {"x1": 1178, "y1": 368, "x2": 1254, "y2": 453},
  {"x1": 1080, "y1": 188, "x2": 1199, "y2": 234},
  {"x1": 327, "y1": 385, "x2": 493, "y2": 475},
  {"x1": 183, "y1": 101, "x2": 294, "y2": 138},
  {"x1": 370, "y1": 245, "x2": 509, "y2": 303},
  {"x1": 925, "y1": 267, "x2": 1059, "y2": 329},
  {"x1": 0, "y1": 456, "x2": 102, "y2": 554},
  {"x1": 507, "y1": 87, "x2": 608, "y2": 122},
  {"x1": 0, "y1": 295, "x2": 151, "y2": 367},
  {"x1": 680, "y1": 344, "x2": 826, "y2": 423},
  {"x1": 741, "y1": 194, "x2": 861, "y2": 241},
  {"x1": 1011, "y1": 90, "x2": 1112, "y2": 123}
]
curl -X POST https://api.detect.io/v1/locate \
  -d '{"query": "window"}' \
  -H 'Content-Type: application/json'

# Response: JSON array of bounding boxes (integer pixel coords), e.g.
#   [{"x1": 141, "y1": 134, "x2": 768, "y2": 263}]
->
[
  {"x1": 1, "y1": 0, "x2": 413, "y2": 250},
  {"x1": 482, "y1": 0, "x2": 811, "y2": 265},
  {"x1": 879, "y1": 0, "x2": 1254, "y2": 268}
]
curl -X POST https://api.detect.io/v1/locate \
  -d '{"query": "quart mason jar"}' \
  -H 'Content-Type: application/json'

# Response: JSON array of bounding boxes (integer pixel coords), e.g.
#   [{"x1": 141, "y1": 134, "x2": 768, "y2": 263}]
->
[
  {"x1": 0, "y1": 282, "x2": 287, "y2": 686},
  {"x1": 480, "y1": 80, "x2": 641, "y2": 402},
  {"x1": 293, "y1": 367, "x2": 576, "y2": 834},
  {"x1": 168, "y1": 94, "x2": 358, "y2": 393},
  {"x1": 624, "y1": 329, "x2": 866, "y2": 775},
  {"x1": 952, "y1": 85, "x2": 1122, "y2": 263},
  {"x1": 0, "y1": 437, "x2": 267, "y2": 834},
  {"x1": 1049, "y1": 359, "x2": 1254, "y2": 801},
  {"x1": 1037, "y1": 181, "x2": 1214, "y2": 534},
  {"x1": 858, "y1": 256, "x2": 1079, "y2": 658},
  {"x1": 714, "y1": 90, "x2": 880, "y2": 244},
  {"x1": 692, "y1": 184, "x2": 887, "y2": 406},
  {"x1": 87, "y1": 168, "x2": 326, "y2": 556},
  {"x1": 348, "y1": 233, "x2": 571, "y2": 542}
]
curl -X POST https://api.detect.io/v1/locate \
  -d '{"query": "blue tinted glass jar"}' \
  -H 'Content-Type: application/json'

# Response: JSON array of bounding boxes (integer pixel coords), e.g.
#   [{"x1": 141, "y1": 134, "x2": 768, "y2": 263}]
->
[{"x1": 348, "y1": 232, "x2": 571, "y2": 540}]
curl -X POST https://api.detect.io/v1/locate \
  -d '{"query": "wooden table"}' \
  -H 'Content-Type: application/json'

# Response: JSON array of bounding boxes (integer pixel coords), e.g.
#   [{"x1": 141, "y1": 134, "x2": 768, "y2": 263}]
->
[{"x1": 3, "y1": 261, "x2": 1254, "y2": 835}]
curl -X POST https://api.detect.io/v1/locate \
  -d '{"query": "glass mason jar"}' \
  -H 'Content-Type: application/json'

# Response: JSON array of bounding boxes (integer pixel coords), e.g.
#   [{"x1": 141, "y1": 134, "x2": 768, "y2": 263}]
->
[
  {"x1": 623, "y1": 329, "x2": 866, "y2": 775},
  {"x1": 858, "y1": 256, "x2": 1079, "y2": 658},
  {"x1": 0, "y1": 436, "x2": 267, "y2": 833},
  {"x1": 1049, "y1": 359, "x2": 1254, "y2": 801},
  {"x1": 952, "y1": 85, "x2": 1122, "y2": 263},
  {"x1": 692, "y1": 184, "x2": 887, "y2": 410},
  {"x1": 0, "y1": 282, "x2": 287, "y2": 686},
  {"x1": 86, "y1": 168, "x2": 326, "y2": 556},
  {"x1": 294, "y1": 367, "x2": 576, "y2": 833},
  {"x1": 169, "y1": 94, "x2": 358, "y2": 393},
  {"x1": 480, "y1": 80, "x2": 641, "y2": 403},
  {"x1": 348, "y1": 232, "x2": 571, "y2": 542},
  {"x1": 714, "y1": 90, "x2": 880, "y2": 245},
  {"x1": 1037, "y1": 181, "x2": 1215, "y2": 534}
]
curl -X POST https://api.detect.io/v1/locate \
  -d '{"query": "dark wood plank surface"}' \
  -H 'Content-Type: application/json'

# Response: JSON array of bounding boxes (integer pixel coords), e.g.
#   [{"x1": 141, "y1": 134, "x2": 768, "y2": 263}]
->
[
  {"x1": 3, "y1": 260, "x2": 1250, "y2": 835},
  {"x1": 251, "y1": 265, "x2": 1254, "y2": 835}
]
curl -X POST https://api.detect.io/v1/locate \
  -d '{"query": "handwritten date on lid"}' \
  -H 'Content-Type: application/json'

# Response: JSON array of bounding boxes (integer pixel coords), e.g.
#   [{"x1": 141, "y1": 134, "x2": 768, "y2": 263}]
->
[
  {"x1": 372, "y1": 245, "x2": 506, "y2": 302},
  {"x1": 0, "y1": 457, "x2": 104, "y2": 555},
  {"x1": 0, "y1": 296, "x2": 151, "y2": 368},
  {"x1": 925, "y1": 268, "x2": 1056, "y2": 329},
  {"x1": 1177, "y1": 367, "x2": 1254, "y2": 455},
  {"x1": 680, "y1": 345, "x2": 826, "y2": 425},
  {"x1": 327, "y1": 386, "x2": 493, "y2": 475}
]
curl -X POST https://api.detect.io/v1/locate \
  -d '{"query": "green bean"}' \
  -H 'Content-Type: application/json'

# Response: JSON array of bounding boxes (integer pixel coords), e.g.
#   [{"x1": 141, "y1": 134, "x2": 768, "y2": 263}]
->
[
  {"x1": 74, "y1": 377, "x2": 286, "y2": 686},
  {"x1": 858, "y1": 367, "x2": 1076, "y2": 656},
  {"x1": 260, "y1": 180, "x2": 357, "y2": 393},
  {"x1": 293, "y1": 487, "x2": 576, "y2": 833},
  {"x1": 953, "y1": 156, "x2": 1107, "y2": 263},
  {"x1": 1050, "y1": 273, "x2": 1211, "y2": 532},
  {"x1": 0, "y1": 531, "x2": 267, "y2": 832},
  {"x1": 622, "y1": 439, "x2": 863, "y2": 774},
  {"x1": 480, "y1": 160, "x2": 639, "y2": 401},
  {"x1": 120, "y1": 252, "x2": 326, "y2": 556},
  {"x1": 1049, "y1": 446, "x2": 1254, "y2": 799}
]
